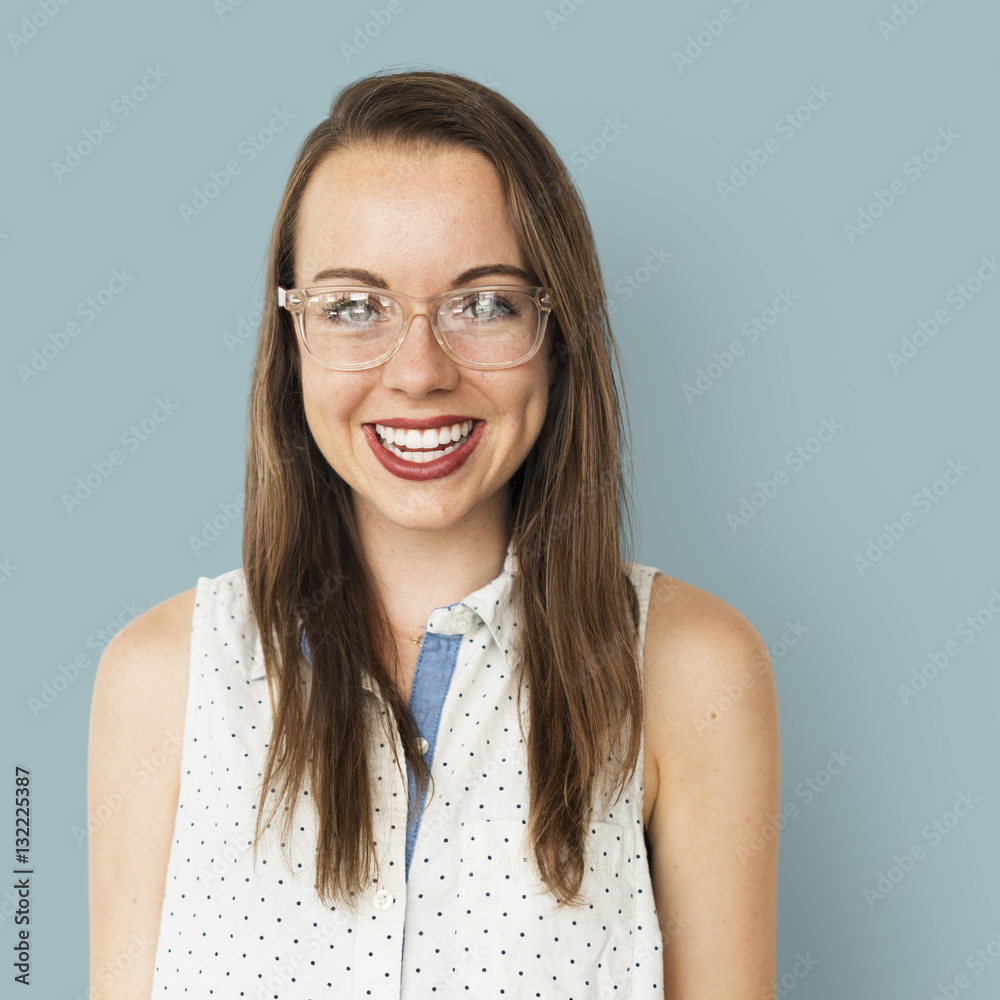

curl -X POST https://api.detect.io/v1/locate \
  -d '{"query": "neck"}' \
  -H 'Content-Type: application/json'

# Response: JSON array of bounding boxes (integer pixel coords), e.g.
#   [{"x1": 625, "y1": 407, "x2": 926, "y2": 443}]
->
[{"x1": 353, "y1": 490, "x2": 512, "y2": 630}]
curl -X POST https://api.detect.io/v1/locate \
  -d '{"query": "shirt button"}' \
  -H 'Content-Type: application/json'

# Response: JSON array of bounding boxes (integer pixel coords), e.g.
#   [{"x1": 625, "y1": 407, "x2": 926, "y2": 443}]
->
[
  {"x1": 415, "y1": 737, "x2": 429, "y2": 755},
  {"x1": 448, "y1": 609, "x2": 475, "y2": 633},
  {"x1": 373, "y1": 887, "x2": 394, "y2": 910}
]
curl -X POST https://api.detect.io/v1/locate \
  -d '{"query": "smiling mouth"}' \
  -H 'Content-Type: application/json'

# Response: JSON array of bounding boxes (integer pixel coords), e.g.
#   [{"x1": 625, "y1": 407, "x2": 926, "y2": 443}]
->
[{"x1": 371, "y1": 419, "x2": 477, "y2": 465}]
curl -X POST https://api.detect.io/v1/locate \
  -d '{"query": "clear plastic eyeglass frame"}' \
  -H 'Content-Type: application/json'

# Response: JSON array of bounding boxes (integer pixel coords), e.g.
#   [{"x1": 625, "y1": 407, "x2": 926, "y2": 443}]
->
[{"x1": 277, "y1": 283, "x2": 553, "y2": 371}]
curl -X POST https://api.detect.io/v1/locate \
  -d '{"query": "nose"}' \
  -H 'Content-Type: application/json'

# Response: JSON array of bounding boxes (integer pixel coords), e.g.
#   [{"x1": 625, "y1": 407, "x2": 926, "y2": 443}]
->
[{"x1": 379, "y1": 310, "x2": 460, "y2": 395}]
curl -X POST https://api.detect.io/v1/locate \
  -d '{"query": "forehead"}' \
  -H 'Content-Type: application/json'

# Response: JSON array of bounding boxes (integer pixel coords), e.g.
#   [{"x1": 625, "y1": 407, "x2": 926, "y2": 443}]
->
[{"x1": 293, "y1": 143, "x2": 525, "y2": 287}]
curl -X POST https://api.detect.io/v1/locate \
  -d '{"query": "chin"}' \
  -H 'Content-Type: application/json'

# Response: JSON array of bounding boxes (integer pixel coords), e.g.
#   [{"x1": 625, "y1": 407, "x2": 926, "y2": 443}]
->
[{"x1": 361, "y1": 496, "x2": 478, "y2": 532}]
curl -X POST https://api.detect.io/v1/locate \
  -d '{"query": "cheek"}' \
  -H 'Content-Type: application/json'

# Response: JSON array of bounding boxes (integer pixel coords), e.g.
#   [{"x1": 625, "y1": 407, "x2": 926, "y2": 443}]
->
[
  {"x1": 494, "y1": 373, "x2": 551, "y2": 444},
  {"x1": 299, "y1": 365, "x2": 366, "y2": 443},
  {"x1": 299, "y1": 369, "x2": 329, "y2": 435}
]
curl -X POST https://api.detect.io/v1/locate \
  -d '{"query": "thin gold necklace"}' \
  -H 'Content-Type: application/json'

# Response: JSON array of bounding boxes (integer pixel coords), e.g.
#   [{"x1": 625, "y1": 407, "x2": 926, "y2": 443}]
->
[{"x1": 389, "y1": 621, "x2": 425, "y2": 646}]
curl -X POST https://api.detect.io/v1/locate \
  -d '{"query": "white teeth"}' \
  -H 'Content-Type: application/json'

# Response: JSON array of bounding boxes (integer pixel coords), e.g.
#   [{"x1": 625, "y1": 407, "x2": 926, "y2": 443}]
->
[{"x1": 373, "y1": 420, "x2": 475, "y2": 463}]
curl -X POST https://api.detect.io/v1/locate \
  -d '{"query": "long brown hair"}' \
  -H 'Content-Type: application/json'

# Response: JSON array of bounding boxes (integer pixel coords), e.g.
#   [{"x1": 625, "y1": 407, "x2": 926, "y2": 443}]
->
[{"x1": 244, "y1": 68, "x2": 641, "y2": 909}]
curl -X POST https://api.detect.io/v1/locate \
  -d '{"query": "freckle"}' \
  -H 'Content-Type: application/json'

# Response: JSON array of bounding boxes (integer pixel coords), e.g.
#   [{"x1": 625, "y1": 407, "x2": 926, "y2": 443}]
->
[{"x1": 710, "y1": 713, "x2": 717, "y2": 719}]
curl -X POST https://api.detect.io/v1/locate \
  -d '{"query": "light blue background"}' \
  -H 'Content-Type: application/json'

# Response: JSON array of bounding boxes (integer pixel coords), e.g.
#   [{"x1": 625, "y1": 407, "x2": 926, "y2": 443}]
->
[{"x1": 2, "y1": 0, "x2": 998, "y2": 996}]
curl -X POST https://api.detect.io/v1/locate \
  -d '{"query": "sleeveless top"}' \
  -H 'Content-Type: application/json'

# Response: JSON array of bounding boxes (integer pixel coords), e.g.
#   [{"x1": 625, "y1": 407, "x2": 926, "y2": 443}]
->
[{"x1": 151, "y1": 542, "x2": 665, "y2": 997}]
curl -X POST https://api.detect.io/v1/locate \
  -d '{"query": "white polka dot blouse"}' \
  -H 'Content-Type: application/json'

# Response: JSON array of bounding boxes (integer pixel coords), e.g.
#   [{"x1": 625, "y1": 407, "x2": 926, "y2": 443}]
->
[{"x1": 151, "y1": 541, "x2": 665, "y2": 997}]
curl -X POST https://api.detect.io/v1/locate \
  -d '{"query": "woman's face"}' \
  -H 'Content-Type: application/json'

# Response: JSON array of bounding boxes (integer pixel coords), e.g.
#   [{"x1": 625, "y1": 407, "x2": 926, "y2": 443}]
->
[{"x1": 293, "y1": 143, "x2": 562, "y2": 538}]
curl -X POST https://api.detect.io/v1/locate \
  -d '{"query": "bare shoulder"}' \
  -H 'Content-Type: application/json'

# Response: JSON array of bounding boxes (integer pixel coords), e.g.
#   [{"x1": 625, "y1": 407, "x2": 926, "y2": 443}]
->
[
  {"x1": 641, "y1": 572, "x2": 780, "y2": 997},
  {"x1": 642, "y1": 572, "x2": 774, "y2": 707},
  {"x1": 91, "y1": 585, "x2": 197, "y2": 744},
  {"x1": 642, "y1": 570, "x2": 779, "y2": 805},
  {"x1": 112, "y1": 584, "x2": 197, "y2": 661},
  {"x1": 88, "y1": 584, "x2": 197, "y2": 999}
]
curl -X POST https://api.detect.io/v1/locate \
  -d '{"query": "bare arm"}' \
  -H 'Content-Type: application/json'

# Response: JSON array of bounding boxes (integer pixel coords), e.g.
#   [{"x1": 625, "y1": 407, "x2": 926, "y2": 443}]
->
[
  {"x1": 643, "y1": 573, "x2": 781, "y2": 998},
  {"x1": 87, "y1": 587, "x2": 196, "y2": 999}
]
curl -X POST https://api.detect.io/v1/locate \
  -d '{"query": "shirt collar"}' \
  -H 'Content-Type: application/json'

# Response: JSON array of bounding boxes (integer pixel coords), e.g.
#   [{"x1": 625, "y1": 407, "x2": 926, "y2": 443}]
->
[{"x1": 245, "y1": 537, "x2": 518, "y2": 687}]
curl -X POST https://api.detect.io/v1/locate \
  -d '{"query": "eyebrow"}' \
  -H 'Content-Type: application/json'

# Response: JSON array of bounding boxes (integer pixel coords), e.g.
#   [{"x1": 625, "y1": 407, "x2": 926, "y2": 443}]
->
[{"x1": 309, "y1": 263, "x2": 534, "y2": 288}]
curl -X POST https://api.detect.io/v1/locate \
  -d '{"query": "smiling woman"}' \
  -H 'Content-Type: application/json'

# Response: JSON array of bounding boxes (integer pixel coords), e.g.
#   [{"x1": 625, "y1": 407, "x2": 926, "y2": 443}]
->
[{"x1": 87, "y1": 68, "x2": 780, "y2": 999}]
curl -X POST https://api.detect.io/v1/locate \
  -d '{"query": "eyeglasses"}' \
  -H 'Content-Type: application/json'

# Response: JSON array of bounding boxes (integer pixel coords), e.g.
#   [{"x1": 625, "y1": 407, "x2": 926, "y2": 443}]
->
[{"x1": 278, "y1": 283, "x2": 553, "y2": 371}]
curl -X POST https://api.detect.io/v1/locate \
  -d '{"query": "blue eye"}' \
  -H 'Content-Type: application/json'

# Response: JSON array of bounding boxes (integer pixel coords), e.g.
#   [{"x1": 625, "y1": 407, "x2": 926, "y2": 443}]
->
[
  {"x1": 461, "y1": 292, "x2": 518, "y2": 322},
  {"x1": 321, "y1": 295, "x2": 387, "y2": 325}
]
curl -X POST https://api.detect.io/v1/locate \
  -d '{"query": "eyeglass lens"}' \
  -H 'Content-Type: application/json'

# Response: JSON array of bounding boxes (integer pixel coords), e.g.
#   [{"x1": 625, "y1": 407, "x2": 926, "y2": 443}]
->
[{"x1": 302, "y1": 288, "x2": 541, "y2": 367}]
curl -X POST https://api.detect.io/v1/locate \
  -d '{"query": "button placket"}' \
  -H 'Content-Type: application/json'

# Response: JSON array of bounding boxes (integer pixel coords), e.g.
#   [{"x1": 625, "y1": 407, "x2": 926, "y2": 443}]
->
[{"x1": 352, "y1": 703, "x2": 407, "y2": 1000}]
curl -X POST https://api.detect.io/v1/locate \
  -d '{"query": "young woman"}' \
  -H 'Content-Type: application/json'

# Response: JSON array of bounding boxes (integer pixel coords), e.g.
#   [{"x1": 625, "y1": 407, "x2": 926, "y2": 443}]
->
[{"x1": 88, "y1": 69, "x2": 780, "y2": 998}]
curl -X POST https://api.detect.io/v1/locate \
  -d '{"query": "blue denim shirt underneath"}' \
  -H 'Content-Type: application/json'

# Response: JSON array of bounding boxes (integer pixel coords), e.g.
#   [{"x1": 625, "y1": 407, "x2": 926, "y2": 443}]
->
[
  {"x1": 402, "y1": 630, "x2": 462, "y2": 879},
  {"x1": 299, "y1": 627, "x2": 463, "y2": 880}
]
